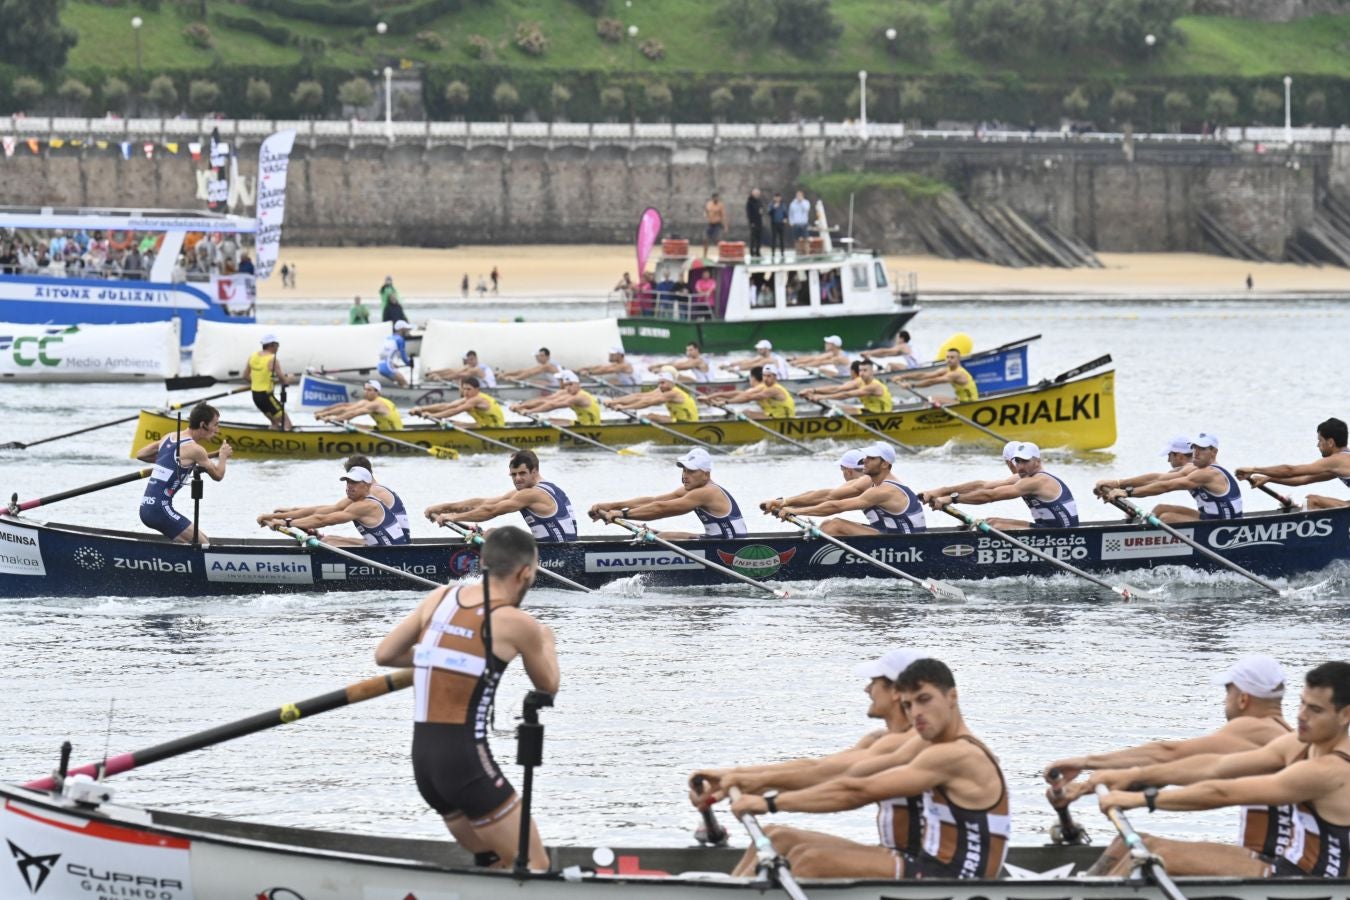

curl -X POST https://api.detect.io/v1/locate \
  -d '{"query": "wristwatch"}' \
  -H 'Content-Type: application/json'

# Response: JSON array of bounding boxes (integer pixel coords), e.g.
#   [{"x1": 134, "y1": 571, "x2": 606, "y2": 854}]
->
[
  {"x1": 762, "y1": 789, "x2": 780, "y2": 814},
  {"x1": 1125, "y1": 486, "x2": 1135, "y2": 497},
  {"x1": 1143, "y1": 786, "x2": 1159, "y2": 812},
  {"x1": 949, "y1": 492, "x2": 960, "y2": 502}
]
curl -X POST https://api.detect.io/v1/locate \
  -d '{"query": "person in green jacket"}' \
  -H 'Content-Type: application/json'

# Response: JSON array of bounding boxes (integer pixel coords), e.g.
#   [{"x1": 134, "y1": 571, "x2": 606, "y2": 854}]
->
[{"x1": 348, "y1": 295, "x2": 371, "y2": 325}]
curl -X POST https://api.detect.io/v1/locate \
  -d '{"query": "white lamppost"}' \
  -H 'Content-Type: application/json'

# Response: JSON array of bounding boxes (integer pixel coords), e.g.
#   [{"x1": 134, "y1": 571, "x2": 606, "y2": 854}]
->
[
  {"x1": 1284, "y1": 75, "x2": 1293, "y2": 144},
  {"x1": 131, "y1": 16, "x2": 143, "y2": 117},
  {"x1": 858, "y1": 69, "x2": 868, "y2": 140},
  {"x1": 375, "y1": 22, "x2": 391, "y2": 140}
]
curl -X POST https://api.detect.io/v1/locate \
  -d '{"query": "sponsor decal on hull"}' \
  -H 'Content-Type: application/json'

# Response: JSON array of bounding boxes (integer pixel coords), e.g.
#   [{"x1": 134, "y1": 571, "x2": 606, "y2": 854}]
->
[
  {"x1": 1101, "y1": 530, "x2": 1194, "y2": 560},
  {"x1": 584, "y1": 550, "x2": 706, "y2": 573},
  {"x1": 942, "y1": 544, "x2": 975, "y2": 558},
  {"x1": 0, "y1": 522, "x2": 44, "y2": 577},
  {"x1": 1209, "y1": 517, "x2": 1334, "y2": 550},
  {"x1": 808, "y1": 544, "x2": 924, "y2": 566},
  {"x1": 715, "y1": 545, "x2": 796, "y2": 578},
  {"x1": 204, "y1": 553, "x2": 313, "y2": 584},
  {"x1": 973, "y1": 533, "x2": 1088, "y2": 565}
]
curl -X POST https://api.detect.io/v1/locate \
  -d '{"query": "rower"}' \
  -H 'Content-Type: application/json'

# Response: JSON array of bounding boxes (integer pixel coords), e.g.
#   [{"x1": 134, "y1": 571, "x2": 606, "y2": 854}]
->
[
  {"x1": 892, "y1": 347, "x2": 978, "y2": 405},
  {"x1": 719, "y1": 338, "x2": 789, "y2": 379},
  {"x1": 508, "y1": 370, "x2": 602, "y2": 426},
  {"x1": 375, "y1": 526, "x2": 559, "y2": 871},
  {"x1": 778, "y1": 443, "x2": 926, "y2": 536},
  {"x1": 588, "y1": 447, "x2": 746, "y2": 540},
  {"x1": 378, "y1": 320, "x2": 414, "y2": 388},
  {"x1": 653, "y1": 341, "x2": 712, "y2": 384},
  {"x1": 1093, "y1": 435, "x2": 1193, "y2": 499},
  {"x1": 499, "y1": 347, "x2": 562, "y2": 388},
  {"x1": 1237, "y1": 417, "x2": 1350, "y2": 510},
  {"x1": 788, "y1": 335, "x2": 850, "y2": 376},
  {"x1": 133, "y1": 402, "x2": 232, "y2": 545},
  {"x1": 576, "y1": 345, "x2": 640, "y2": 387},
  {"x1": 425, "y1": 449, "x2": 577, "y2": 542},
  {"x1": 1101, "y1": 431, "x2": 1242, "y2": 523},
  {"x1": 245, "y1": 333, "x2": 292, "y2": 431},
  {"x1": 706, "y1": 365, "x2": 795, "y2": 420},
  {"x1": 920, "y1": 442, "x2": 1020, "y2": 506},
  {"x1": 258, "y1": 465, "x2": 410, "y2": 547},
  {"x1": 602, "y1": 367, "x2": 700, "y2": 424},
  {"x1": 1047, "y1": 655, "x2": 1293, "y2": 875},
  {"x1": 690, "y1": 649, "x2": 928, "y2": 875},
  {"x1": 1088, "y1": 661, "x2": 1350, "y2": 880},
  {"x1": 801, "y1": 359, "x2": 891, "y2": 415},
  {"x1": 314, "y1": 380, "x2": 404, "y2": 431},
  {"x1": 761, "y1": 448, "x2": 868, "y2": 514},
  {"x1": 269, "y1": 455, "x2": 410, "y2": 537},
  {"x1": 727, "y1": 658, "x2": 1010, "y2": 880},
  {"x1": 425, "y1": 350, "x2": 498, "y2": 388},
  {"x1": 928, "y1": 441, "x2": 1078, "y2": 530},
  {"x1": 860, "y1": 329, "x2": 919, "y2": 371},
  {"x1": 410, "y1": 376, "x2": 506, "y2": 429}
]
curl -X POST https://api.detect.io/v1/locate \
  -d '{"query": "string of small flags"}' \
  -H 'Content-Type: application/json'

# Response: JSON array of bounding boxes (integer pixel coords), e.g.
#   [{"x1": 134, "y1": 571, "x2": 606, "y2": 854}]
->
[{"x1": 0, "y1": 137, "x2": 196, "y2": 159}]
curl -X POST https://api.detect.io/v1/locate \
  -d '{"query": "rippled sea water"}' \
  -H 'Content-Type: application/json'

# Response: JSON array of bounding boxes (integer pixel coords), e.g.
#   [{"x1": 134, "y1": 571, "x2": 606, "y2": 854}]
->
[{"x1": 1, "y1": 298, "x2": 1348, "y2": 851}]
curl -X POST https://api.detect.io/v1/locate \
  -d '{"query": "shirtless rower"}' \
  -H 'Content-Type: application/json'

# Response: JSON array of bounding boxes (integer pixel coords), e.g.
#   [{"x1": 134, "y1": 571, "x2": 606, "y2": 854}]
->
[
  {"x1": 719, "y1": 338, "x2": 789, "y2": 379},
  {"x1": 801, "y1": 359, "x2": 892, "y2": 415},
  {"x1": 706, "y1": 365, "x2": 795, "y2": 420},
  {"x1": 269, "y1": 455, "x2": 410, "y2": 538},
  {"x1": 576, "y1": 346, "x2": 639, "y2": 387},
  {"x1": 1046, "y1": 654, "x2": 1293, "y2": 875},
  {"x1": 425, "y1": 350, "x2": 498, "y2": 388},
  {"x1": 508, "y1": 370, "x2": 602, "y2": 427},
  {"x1": 788, "y1": 335, "x2": 850, "y2": 376},
  {"x1": 1100, "y1": 431, "x2": 1242, "y2": 523},
  {"x1": 603, "y1": 367, "x2": 700, "y2": 424},
  {"x1": 425, "y1": 449, "x2": 577, "y2": 542},
  {"x1": 134, "y1": 402, "x2": 231, "y2": 545},
  {"x1": 410, "y1": 376, "x2": 506, "y2": 429},
  {"x1": 1237, "y1": 418, "x2": 1350, "y2": 510},
  {"x1": 860, "y1": 330, "x2": 919, "y2": 371},
  {"x1": 499, "y1": 347, "x2": 561, "y2": 387},
  {"x1": 588, "y1": 447, "x2": 746, "y2": 540},
  {"x1": 375, "y1": 526, "x2": 559, "y2": 871},
  {"x1": 1085, "y1": 661, "x2": 1350, "y2": 880},
  {"x1": 690, "y1": 649, "x2": 929, "y2": 872},
  {"x1": 258, "y1": 465, "x2": 410, "y2": 546},
  {"x1": 653, "y1": 342, "x2": 711, "y2": 385},
  {"x1": 777, "y1": 443, "x2": 926, "y2": 536},
  {"x1": 728, "y1": 658, "x2": 1010, "y2": 880},
  {"x1": 1092, "y1": 435, "x2": 1194, "y2": 499},
  {"x1": 314, "y1": 380, "x2": 404, "y2": 431},
  {"x1": 928, "y1": 441, "x2": 1078, "y2": 530},
  {"x1": 761, "y1": 448, "x2": 868, "y2": 515},
  {"x1": 892, "y1": 348, "x2": 978, "y2": 405}
]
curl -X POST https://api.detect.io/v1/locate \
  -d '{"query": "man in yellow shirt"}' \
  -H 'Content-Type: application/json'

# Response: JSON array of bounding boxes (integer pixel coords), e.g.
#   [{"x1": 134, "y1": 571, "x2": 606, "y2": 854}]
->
[
  {"x1": 245, "y1": 333, "x2": 292, "y2": 431},
  {"x1": 802, "y1": 359, "x2": 892, "y2": 415},
  {"x1": 315, "y1": 380, "x2": 404, "y2": 431},
  {"x1": 603, "y1": 367, "x2": 700, "y2": 423},
  {"x1": 707, "y1": 366, "x2": 796, "y2": 420},
  {"x1": 410, "y1": 376, "x2": 506, "y2": 429},
  {"x1": 508, "y1": 370, "x2": 602, "y2": 426},
  {"x1": 893, "y1": 348, "x2": 978, "y2": 406}
]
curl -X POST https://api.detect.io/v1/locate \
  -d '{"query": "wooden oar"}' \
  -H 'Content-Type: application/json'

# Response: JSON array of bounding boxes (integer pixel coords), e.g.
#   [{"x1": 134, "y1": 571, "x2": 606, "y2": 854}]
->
[
  {"x1": 518, "y1": 411, "x2": 643, "y2": 457},
  {"x1": 1107, "y1": 497, "x2": 1280, "y2": 594},
  {"x1": 324, "y1": 419, "x2": 459, "y2": 459},
  {"x1": 727, "y1": 786, "x2": 812, "y2": 900},
  {"x1": 819, "y1": 400, "x2": 919, "y2": 455},
  {"x1": 24, "y1": 669, "x2": 412, "y2": 791},
  {"x1": 940, "y1": 505, "x2": 1147, "y2": 601},
  {"x1": 1045, "y1": 767, "x2": 1091, "y2": 845},
  {"x1": 1, "y1": 385, "x2": 249, "y2": 450},
  {"x1": 610, "y1": 517, "x2": 790, "y2": 598},
  {"x1": 8, "y1": 451, "x2": 221, "y2": 513},
  {"x1": 778, "y1": 511, "x2": 965, "y2": 601},
  {"x1": 892, "y1": 382, "x2": 1010, "y2": 446},
  {"x1": 1252, "y1": 480, "x2": 1299, "y2": 511},
  {"x1": 610, "y1": 407, "x2": 728, "y2": 454},
  {"x1": 273, "y1": 524, "x2": 444, "y2": 587},
  {"x1": 716, "y1": 408, "x2": 814, "y2": 453},
  {"x1": 436, "y1": 520, "x2": 593, "y2": 593},
  {"x1": 1094, "y1": 784, "x2": 1188, "y2": 900},
  {"x1": 417, "y1": 413, "x2": 518, "y2": 453}
]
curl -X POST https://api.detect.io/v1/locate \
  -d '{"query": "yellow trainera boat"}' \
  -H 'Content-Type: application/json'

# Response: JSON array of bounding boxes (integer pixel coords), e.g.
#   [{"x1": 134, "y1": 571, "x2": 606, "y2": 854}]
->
[{"x1": 131, "y1": 370, "x2": 1115, "y2": 459}]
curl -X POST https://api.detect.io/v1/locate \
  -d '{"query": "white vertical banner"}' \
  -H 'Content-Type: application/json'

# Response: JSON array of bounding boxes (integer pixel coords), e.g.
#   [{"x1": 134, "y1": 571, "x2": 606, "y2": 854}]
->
[{"x1": 254, "y1": 129, "x2": 296, "y2": 282}]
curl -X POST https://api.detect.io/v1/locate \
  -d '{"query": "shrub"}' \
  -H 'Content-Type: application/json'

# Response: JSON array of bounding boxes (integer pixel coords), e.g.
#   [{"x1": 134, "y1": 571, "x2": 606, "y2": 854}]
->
[
  {"x1": 182, "y1": 22, "x2": 214, "y2": 49},
  {"x1": 1109, "y1": 88, "x2": 1137, "y2": 117},
  {"x1": 1205, "y1": 87, "x2": 1237, "y2": 121},
  {"x1": 444, "y1": 79, "x2": 470, "y2": 109},
  {"x1": 1062, "y1": 86, "x2": 1090, "y2": 117},
  {"x1": 466, "y1": 34, "x2": 493, "y2": 59},
  {"x1": 639, "y1": 38, "x2": 664, "y2": 61},
  {"x1": 145, "y1": 74, "x2": 178, "y2": 110},
  {"x1": 1163, "y1": 90, "x2": 1191, "y2": 127},
  {"x1": 596, "y1": 17, "x2": 623, "y2": 42},
  {"x1": 492, "y1": 81, "x2": 520, "y2": 114},
  {"x1": 550, "y1": 82, "x2": 572, "y2": 116},
  {"x1": 793, "y1": 85, "x2": 822, "y2": 117},
  {"x1": 719, "y1": 0, "x2": 774, "y2": 43},
  {"x1": 338, "y1": 77, "x2": 375, "y2": 108},
  {"x1": 10, "y1": 76, "x2": 44, "y2": 109},
  {"x1": 514, "y1": 22, "x2": 547, "y2": 56},
  {"x1": 710, "y1": 85, "x2": 735, "y2": 117},
  {"x1": 57, "y1": 77, "x2": 92, "y2": 113},
  {"x1": 899, "y1": 81, "x2": 926, "y2": 117},
  {"x1": 188, "y1": 79, "x2": 221, "y2": 113},
  {"x1": 750, "y1": 83, "x2": 775, "y2": 120},
  {"x1": 1305, "y1": 90, "x2": 1327, "y2": 121},
  {"x1": 599, "y1": 85, "x2": 626, "y2": 115},
  {"x1": 291, "y1": 79, "x2": 324, "y2": 114},
  {"x1": 845, "y1": 83, "x2": 878, "y2": 117},
  {"x1": 415, "y1": 30, "x2": 447, "y2": 50},
  {"x1": 884, "y1": 4, "x2": 932, "y2": 59},
  {"x1": 1251, "y1": 86, "x2": 1281, "y2": 123},
  {"x1": 644, "y1": 81, "x2": 673, "y2": 113},
  {"x1": 772, "y1": 0, "x2": 842, "y2": 56},
  {"x1": 102, "y1": 76, "x2": 130, "y2": 111},
  {"x1": 245, "y1": 78, "x2": 272, "y2": 112}
]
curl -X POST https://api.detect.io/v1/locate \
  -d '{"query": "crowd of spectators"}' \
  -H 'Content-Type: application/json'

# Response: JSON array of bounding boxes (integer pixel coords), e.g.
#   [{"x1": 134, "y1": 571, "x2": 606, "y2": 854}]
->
[{"x1": 0, "y1": 228, "x2": 254, "y2": 283}]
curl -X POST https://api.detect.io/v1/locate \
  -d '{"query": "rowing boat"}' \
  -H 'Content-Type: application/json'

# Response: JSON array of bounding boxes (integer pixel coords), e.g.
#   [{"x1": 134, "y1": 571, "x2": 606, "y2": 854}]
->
[
  {"x1": 132, "y1": 369, "x2": 1116, "y2": 460},
  {"x1": 0, "y1": 781, "x2": 1342, "y2": 899},
  {"x1": 3, "y1": 502, "x2": 1342, "y2": 598}
]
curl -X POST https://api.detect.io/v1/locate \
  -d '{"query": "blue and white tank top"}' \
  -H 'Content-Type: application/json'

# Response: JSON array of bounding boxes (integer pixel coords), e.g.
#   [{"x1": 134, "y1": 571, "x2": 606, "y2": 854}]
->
[
  {"x1": 479, "y1": 365, "x2": 498, "y2": 389},
  {"x1": 1189, "y1": 464, "x2": 1243, "y2": 520},
  {"x1": 143, "y1": 435, "x2": 196, "y2": 504},
  {"x1": 519, "y1": 481, "x2": 578, "y2": 542},
  {"x1": 374, "y1": 485, "x2": 410, "y2": 534},
  {"x1": 864, "y1": 480, "x2": 927, "y2": 534},
  {"x1": 355, "y1": 494, "x2": 410, "y2": 545},
  {"x1": 694, "y1": 485, "x2": 748, "y2": 538},
  {"x1": 379, "y1": 334, "x2": 409, "y2": 366},
  {"x1": 1023, "y1": 472, "x2": 1079, "y2": 528},
  {"x1": 1338, "y1": 449, "x2": 1350, "y2": 488}
]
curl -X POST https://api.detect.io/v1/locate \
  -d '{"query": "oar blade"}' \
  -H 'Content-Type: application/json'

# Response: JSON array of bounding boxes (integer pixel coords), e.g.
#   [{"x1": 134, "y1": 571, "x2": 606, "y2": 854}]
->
[
  {"x1": 430, "y1": 446, "x2": 460, "y2": 460},
  {"x1": 924, "y1": 579, "x2": 966, "y2": 602},
  {"x1": 617, "y1": 447, "x2": 644, "y2": 457},
  {"x1": 1113, "y1": 583, "x2": 1151, "y2": 602},
  {"x1": 0, "y1": 441, "x2": 25, "y2": 450}
]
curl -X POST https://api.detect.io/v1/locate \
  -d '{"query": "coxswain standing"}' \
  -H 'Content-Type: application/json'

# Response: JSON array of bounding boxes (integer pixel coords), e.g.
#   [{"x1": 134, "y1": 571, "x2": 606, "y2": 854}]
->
[
  {"x1": 892, "y1": 348, "x2": 979, "y2": 405},
  {"x1": 410, "y1": 377, "x2": 506, "y2": 429},
  {"x1": 589, "y1": 447, "x2": 746, "y2": 539},
  {"x1": 777, "y1": 443, "x2": 926, "y2": 536},
  {"x1": 928, "y1": 441, "x2": 1078, "y2": 530},
  {"x1": 375, "y1": 526, "x2": 559, "y2": 871},
  {"x1": 508, "y1": 370, "x2": 602, "y2": 426},
  {"x1": 706, "y1": 365, "x2": 795, "y2": 420},
  {"x1": 1099, "y1": 431, "x2": 1242, "y2": 523},
  {"x1": 314, "y1": 380, "x2": 404, "y2": 431},
  {"x1": 246, "y1": 333, "x2": 292, "y2": 431},
  {"x1": 603, "y1": 367, "x2": 700, "y2": 424},
  {"x1": 1237, "y1": 417, "x2": 1350, "y2": 510},
  {"x1": 133, "y1": 402, "x2": 231, "y2": 545},
  {"x1": 257, "y1": 465, "x2": 410, "y2": 547},
  {"x1": 425, "y1": 449, "x2": 578, "y2": 542},
  {"x1": 378, "y1": 320, "x2": 415, "y2": 388}
]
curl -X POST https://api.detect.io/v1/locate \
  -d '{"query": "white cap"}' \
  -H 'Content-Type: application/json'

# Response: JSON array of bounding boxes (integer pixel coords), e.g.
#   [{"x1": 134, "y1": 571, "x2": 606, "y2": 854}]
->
[
  {"x1": 1211, "y1": 655, "x2": 1287, "y2": 699},
  {"x1": 863, "y1": 442, "x2": 896, "y2": 465},
  {"x1": 1002, "y1": 441, "x2": 1020, "y2": 462},
  {"x1": 1010, "y1": 441, "x2": 1041, "y2": 460},
  {"x1": 853, "y1": 648, "x2": 925, "y2": 682},
  {"x1": 1192, "y1": 432, "x2": 1219, "y2": 449},
  {"x1": 754, "y1": 339, "x2": 773, "y2": 350},
  {"x1": 676, "y1": 448, "x2": 713, "y2": 472},
  {"x1": 657, "y1": 366, "x2": 679, "y2": 381},
  {"x1": 393, "y1": 319, "x2": 411, "y2": 332},
  {"x1": 1162, "y1": 435, "x2": 1194, "y2": 456},
  {"x1": 609, "y1": 345, "x2": 625, "y2": 356},
  {"x1": 260, "y1": 333, "x2": 279, "y2": 346},
  {"x1": 824, "y1": 335, "x2": 843, "y2": 347},
  {"x1": 838, "y1": 448, "x2": 865, "y2": 469},
  {"x1": 364, "y1": 379, "x2": 382, "y2": 392},
  {"x1": 340, "y1": 466, "x2": 374, "y2": 484},
  {"x1": 559, "y1": 369, "x2": 580, "y2": 384}
]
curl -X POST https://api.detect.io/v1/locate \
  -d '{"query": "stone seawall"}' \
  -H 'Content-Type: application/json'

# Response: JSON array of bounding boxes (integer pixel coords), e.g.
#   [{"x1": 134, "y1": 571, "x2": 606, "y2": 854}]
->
[{"x1": 0, "y1": 136, "x2": 1342, "y2": 259}]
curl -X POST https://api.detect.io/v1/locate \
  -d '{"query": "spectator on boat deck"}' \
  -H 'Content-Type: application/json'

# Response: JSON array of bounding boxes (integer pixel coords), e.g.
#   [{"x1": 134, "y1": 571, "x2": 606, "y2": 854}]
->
[
  {"x1": 49, "y1": 231, "x2": 67, "y2": 257},
  {"x1": 171, "y1": 255, "x2": 188, "y2": 284},
  {"x1": 125, "y1": 246, "x2": 143, "y2": 279},
  {"x1": 789, "y1": 190, "x2": 811, "y2": 244},
  {"x1": 238, "y1": 252, "x2": 255, "y2": 275},
  {"x1": 745, "y1": 187, "x2": 764, "y2": 258},
  {"x1": 768, "y1": 192, "x2": 788, "y2": 260},
  {"x1": 348, "y1": 295, "x2": 371, "y2": 325}
]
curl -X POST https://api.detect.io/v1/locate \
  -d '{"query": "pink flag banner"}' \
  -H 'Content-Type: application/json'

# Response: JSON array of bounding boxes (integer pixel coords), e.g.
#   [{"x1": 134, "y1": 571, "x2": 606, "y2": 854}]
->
[{"x1": 635, "y1": 207, "x2": 662, "y2": 277}]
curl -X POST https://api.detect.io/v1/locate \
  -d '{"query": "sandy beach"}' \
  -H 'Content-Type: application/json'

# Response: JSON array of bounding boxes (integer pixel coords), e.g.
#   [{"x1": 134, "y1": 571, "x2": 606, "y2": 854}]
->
[{"x1": 258, "y1": 246, "x2": 1349, "y2": 302}]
